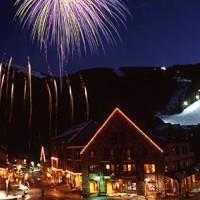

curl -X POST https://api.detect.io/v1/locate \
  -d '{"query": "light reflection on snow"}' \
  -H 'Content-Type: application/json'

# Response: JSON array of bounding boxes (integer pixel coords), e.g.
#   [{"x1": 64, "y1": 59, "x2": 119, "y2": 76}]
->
[{"x1": 160, "y1": 100, "x2": 200, "y2": 125}]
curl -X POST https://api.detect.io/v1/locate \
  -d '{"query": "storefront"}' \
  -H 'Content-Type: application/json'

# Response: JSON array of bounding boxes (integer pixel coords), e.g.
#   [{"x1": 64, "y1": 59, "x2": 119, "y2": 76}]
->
[
  {"x1": 0, "y1": 166, "x2": 7, "y2": 189},
  {"x1": 89, "y1": 180, "x2": 99, "y2": 193},
  {"x1": 106, "y1": 179, "x2": 137, "y2": 194},
  {"x1": 65, "y1": 170, "x2": 82, "y2": 190},
  {"x1": 165, "y1": 177, "x2": 179, "y2": 196},
  {"x1": 88, "y1": 172, "x2": 137, "y2": 196},
  {"x1": 165, "y1": 170, "x2": 197, "y2": 197}
]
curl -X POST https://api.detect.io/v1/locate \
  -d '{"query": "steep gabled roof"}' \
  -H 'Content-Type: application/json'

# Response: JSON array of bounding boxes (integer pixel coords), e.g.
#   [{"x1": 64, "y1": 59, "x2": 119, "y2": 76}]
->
[
  {"x1": 80, "y1": 108, "x2": 164, "y2": 155},
  {"x1": 52, "y1": 120, "x2": 99, "y2": 146}
]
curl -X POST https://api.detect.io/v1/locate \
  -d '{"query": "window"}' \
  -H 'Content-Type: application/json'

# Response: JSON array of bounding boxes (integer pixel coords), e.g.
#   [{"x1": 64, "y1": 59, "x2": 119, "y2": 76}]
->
[
  {"x1": 115, "y1": 164, "x2": 120, "y2": 175},
  {"x1": 165, "y1": 165, "x2": 168, "y2": 172},
  {"x1": 122, "y1": 164, "x2": 136, "y2": 175},
  {"x1": 90, "y1": 151, "x2": 95, "y2": 159},
  {"x1": 127, "y1": 181, "x2": 136, "y2": 191},
  {"x1": 147, "y1": 182, "x2": 157, "y2": 192},
  {"x1": 112, "y1": 182, "x2": 120, "y2": 190},
  {"x1": 123, "y1": 164, "x2": 127, "y2": 173},
  {"x1": 172, "y1": 146, "x2": 176, "y2": 154},
  {"x1": 110, "y1": 149, "x2": 114, "y2": 160},
  {"x1": 89, "y1": 164, "x2": 97, "y2": 172},
  {"x1": 111, "y1": 164, "x2": 115, "y2": 173},
  {"x1": 127, "y1": 164, "x2": 132, "y2": 172},
  {"x1": 144, "y1": 164, "x2": 155, "y2": 173},
  {"x1": 127, "y1": 149, "x2": 131, "y2": 160},
  {"x1": 74, "y1": 151, "x2": 80, "y2": 159}
]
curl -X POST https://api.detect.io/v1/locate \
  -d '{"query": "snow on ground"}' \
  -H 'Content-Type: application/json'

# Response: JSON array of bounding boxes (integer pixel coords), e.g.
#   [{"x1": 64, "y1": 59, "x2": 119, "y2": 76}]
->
[{"x1": 159, "y1": 99, "x2": 200, "y2": 125}]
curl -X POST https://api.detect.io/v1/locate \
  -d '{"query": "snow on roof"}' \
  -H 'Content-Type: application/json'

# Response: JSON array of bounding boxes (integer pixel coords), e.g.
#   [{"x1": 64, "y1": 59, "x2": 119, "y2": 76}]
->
[
  {"x1": 160, "y1": 99, "x2": 200, "y2": 125},
  {"x1": 52, "y1": 120, "x2": 98, "y2": 141},
  {"x1": 12, "y1": 64, "x2": 46, "y2": 79}
]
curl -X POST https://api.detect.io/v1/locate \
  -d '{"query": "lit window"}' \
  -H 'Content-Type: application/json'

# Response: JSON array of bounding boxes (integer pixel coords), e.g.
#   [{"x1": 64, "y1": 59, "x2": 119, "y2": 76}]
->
[
  {"x1": 127, "y1": 164, "x2": 132, "y2": 172},
  {"x1": 106, "y1": 164, "x2": 110, "y2": 170},
  {"x1": 127, "y1": 181, "x2": 137, "y2": 191},
  {"x1": 144, "y1": 164, "x2": 155, "y2": 173},
  {"x1": 112, "y1": 182, "x2": 120, "y2": 190},
  {"x1": 165, "y1": 165, "x2": 168, "y2": 172},
  {"x1": 89, "y1": 165, "x2": 97, "y2": 172},
  {"x1": 123, "y1": 164, "x2": 127, "y2": 172}
]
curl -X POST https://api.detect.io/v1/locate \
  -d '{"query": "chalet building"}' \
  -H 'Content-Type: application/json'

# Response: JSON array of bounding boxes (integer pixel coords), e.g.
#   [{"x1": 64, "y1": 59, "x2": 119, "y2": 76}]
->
[
  {"x1": 164, "y1": 142, "x2": 196, "y2": 196},
  {"x1": 80, "y1": 108, "x2": 198, "y2": 198},
  {"x1": 51, "y1": 120, "x2": 99, "y2": 188}
]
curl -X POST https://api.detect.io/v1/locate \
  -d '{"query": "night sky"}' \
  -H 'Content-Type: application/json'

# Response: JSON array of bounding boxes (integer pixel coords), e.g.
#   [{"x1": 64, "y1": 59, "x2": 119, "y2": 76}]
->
[{"x1": 1, "y1": 0, "x2": 200, "y2": 74}]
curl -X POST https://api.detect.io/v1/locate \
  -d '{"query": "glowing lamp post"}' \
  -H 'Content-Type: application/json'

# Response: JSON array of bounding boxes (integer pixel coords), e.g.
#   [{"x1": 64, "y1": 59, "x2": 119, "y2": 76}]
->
[
  {"x1": 5, "y1": 179, "x2": 9, "y2": 196},
  {"x1": 31, "y1": 161, "x2": 34, "y2": 167},
  {"x1": 183, "y1": 101, "x2": 188, "y2": 107}
]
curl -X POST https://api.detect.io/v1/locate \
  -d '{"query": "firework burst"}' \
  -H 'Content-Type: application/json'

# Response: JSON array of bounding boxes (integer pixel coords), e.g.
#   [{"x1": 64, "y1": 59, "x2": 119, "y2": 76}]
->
[{"x1": 14, "y1": 0, "x2": 130, "y2": 76}]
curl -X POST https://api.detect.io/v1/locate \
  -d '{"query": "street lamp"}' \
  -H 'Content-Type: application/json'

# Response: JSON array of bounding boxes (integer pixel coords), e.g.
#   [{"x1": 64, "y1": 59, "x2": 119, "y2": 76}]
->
[
  {"x1": 183, "y1": 101, "x2": 188, "y2": 107},
  {"x1": 31, "y1": 161, "x2": 34, "y2": 167},
  {"x1": 5, "y1": 179, "x2": 9, "y2": 196}
]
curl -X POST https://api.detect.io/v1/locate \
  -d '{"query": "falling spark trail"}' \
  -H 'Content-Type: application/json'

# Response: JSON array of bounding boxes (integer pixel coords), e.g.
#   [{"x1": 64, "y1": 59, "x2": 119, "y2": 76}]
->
[
  {"x1": 0, "y1": 63, "x2": 2, "y2": 83},
  {"x1": 27, "y1": 58, "x2": 32, "y2": 128},
  {"x1": 47, "y1": 66, "x2": 58, "y2": 136},
  {"x1": 0, "y1": 74, "x2": 5, "y2": 104},
  {"x1": 65, "y1": 74, "x2": 74, "y2": 126},
  {"x1": 8, "y1": 71, "x2": 15, "y2": 123},
  {"x1": 53, "y1": 78, "x2": 58, "y2": 136},
  {"x1": 9, "y1": 82, "x2": 14, "y2": 123},
  {"x1": 6, "y1": 57, "x2": 12, "y2": 101},
  {"x1": 0, "y1": 63, "x2": 3, "y2": 103},
  {"x1": 79, "y1": 74, "x2": 89, "y2": 121},
  {"x1": 23, "y1": 77, "x2": 27, "y2": 105},
  {"x1": 45, "y1": 80, "x2": 52, "y2": 138},
  {"x1": 84, "y1": 85, "x2": 89, "y2": 120}
]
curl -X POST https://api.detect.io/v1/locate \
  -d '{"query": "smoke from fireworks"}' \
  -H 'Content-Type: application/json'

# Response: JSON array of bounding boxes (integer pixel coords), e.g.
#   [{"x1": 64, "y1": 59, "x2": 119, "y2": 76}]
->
[{"x1": 14, "y1": 0, "x2": 130, "y2": 79}]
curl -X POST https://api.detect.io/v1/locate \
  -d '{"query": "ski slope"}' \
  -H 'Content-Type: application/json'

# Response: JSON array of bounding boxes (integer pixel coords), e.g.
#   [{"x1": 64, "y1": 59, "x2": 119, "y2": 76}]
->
[{"x1": 160, "y1": 100, "x2": 200, "y2": 125}]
